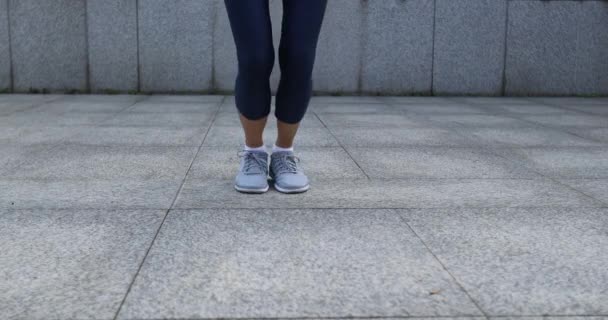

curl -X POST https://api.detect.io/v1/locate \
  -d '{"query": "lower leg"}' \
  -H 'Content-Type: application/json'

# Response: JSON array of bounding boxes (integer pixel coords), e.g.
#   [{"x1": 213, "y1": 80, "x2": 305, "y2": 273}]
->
[
  {"x1": 274, "y1": 0, "x2": 327, "y2": 124},
  {"x1": 240, "y1": 113, "x2": 267, "y2": 148},
  {"x1": 275, "y1": 119, "x2": 300, "y2": 148},
  {"x1": 224, "y1": 0, "x2": 274, "y2": 149}
]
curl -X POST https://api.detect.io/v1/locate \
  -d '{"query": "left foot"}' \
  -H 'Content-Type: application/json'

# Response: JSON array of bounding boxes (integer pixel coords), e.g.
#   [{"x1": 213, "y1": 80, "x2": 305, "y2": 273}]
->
[{"x1": 269, "y1": 151, "x2": 310, "y2": 193}]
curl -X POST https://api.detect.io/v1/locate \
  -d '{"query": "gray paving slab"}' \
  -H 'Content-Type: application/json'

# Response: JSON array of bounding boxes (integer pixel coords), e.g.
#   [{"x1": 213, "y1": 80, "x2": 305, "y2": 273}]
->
[
  {"x1": 118, "y1": 209, "x2": 481, "y2": 318},
  {"x1": 204, "y1": 125, "x2": 340, "y2": 148},
  {"x1": 558, "y1": 104, "x2": 608, "y2": 117},
  {"x1": 0, "y1": 0, "x2": 9, "y2": 91},
  {"x1": 422, "y1": 114, "x2": 535, "y2": 128},
  {"x1": 492, "y1": 147, "x2": 608, "y2": 179},
  {"x1": 400, "y1": 207, "x2": 608, "y2": 315},
  {"x1": 0, "y1": 125, "x2": 80, "y2": 146},
  {"x1": 490, "y1": 318, "x2": 608, "y2": 320},
  {"x1": 330, "y1": 127, "x2": 473, "y2": 147},
  {"x1": 317, "y1": 113, "x2": 431, "y2": 128},
  {"x1": 433, "y1": 0, "x2": 506, "y2": 95},
  {"x1": 310, "y1": 96, "x2": 384, "y2": 104},
  {"x1": 505, "y1": 1, "x2": 579, "y2": 95},
  {"x1": 32, "y1": 99, "x2": 136, "y2": 114},
  {"x1": 0, "y1": 144, "x2": 55, "y2": 175},
  {"x1": 87, "y1": 0, "x2": 138, "y2": 92},
  {"x1": 61, "y1": 126, "x2": 207, "y2": 147},
  {"x1": 138, "y1": 0, "x2": 214, "y2": 92},
  {"x1": 389, "y1": 104, "x2": 486, "y2": 115},
  {"x1": 144, "y1": 95, "x2": 225, "y2": 104},
  {"x1": 0, "y1": 178, "x2": 180, "y2": 210},
  {"x1": 214, "y1": 111, "x2": 323, "y2": 128},
  {"x1": 518, "y1": 114, "x2": 608, "y2": 129},
  {"x1": 453, "y1": 97, "x2": 540, "y2": 106},
  {"x1": 362, "y1": 0, "x2": 434, "y2": 94},
  {"x1": 55, "y1": 94, "x2": 142, "y2": 103},
  {"x1": 313, "y1": 0, "x2": 361, "y2": 93},
  {"x1": 100, "y1": 112, "x2": 215, "y2": 128},
  {"x1": 310, "y1": 103, "x2": 399, "y2": 114},
  {"x1": 9, "y1": 0, "x2": 88, "y2": 92},
  {"x1": 174, "y1": 178, "x2": 600, "y2": 209},
  {"x1": 0, "y1": 101, "x2": 42, "y2": 116},
  {"x1": 0, "y1": 111, "x2": 117, "y2": 127},
  {"x1": 347, "y1": 147, "x2": 541, "y2": 179},
  {"x1": 5, "y1": 145, "x2": 197, "y2": 180},
  {"x1": 558, "y1": 179, "x2": 608, "y2": 206},
  {"x1": 530, "y1": 97, "x2": 608, "y2": 107},
  {"x1": 0, "y1": 209, "x2": 165, "y2": 320},
  {"x1": 126, "y1": 101, "x2": 220, "y2": 114},
  {"x1": 453, "y1": 127, "x2": 603, "y2": 147},
  {"x1": 0, "y1": 102, "x2": 31, "y2": 116},
  {"x1": 566, "y1": 127, "x2": 608, "y2": 144},
  {"x1": 188, "y1": 147, "x2": 366, "y2": 180},
  {"x1": 487, "y1": 104, "x2": 571, "y2": 115},
  {"x1": 0, "y1": 94, "x2": 62, "y2": 103},
  {"x1": 0, "y1": 94, "x2": 62, "y2": 115}
]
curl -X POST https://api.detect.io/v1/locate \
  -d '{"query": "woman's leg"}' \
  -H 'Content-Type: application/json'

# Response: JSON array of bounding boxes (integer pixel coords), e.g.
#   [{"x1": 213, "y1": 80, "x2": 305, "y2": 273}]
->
[
  {"x1": 269, "y1": 0, "x2": 327, "y2": 194},
  {"x1": 274, "y1": 0, "x2": 327, "y2": 148},
  {"x1": 224, "y1": 0, "x2": 274, "y2": 148}
]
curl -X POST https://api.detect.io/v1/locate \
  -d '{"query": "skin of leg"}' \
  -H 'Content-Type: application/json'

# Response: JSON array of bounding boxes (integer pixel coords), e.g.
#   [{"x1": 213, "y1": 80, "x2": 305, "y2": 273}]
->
[
  {"x1": 224, "y1": 0, "x2": 274, "y2": 148},
  {"x1": 274, "y1": 0, "x2": 328, "y2": 148},
  {"x1": 240, "y1": 114, "x2": 267, "y2": 148},
  {"x1": 275, "y1": 120, "x2": 299, "y2": 148}
]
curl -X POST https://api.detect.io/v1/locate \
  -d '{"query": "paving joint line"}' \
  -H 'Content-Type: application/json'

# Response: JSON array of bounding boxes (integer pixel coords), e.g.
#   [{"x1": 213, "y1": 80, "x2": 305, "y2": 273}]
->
[
  {"x1": 469, "y1": 135, "x2": 608, "y2": 207},
  {"x1": 311, "y1": 111, "x2": 371, "y2": 180},
  {"x1": 380, "y1": 97, "x2": 499, "y2": 146},
  {"x1": 95, "y1": 94, "x2": 152, "y2": 124},
  {"x1": 522, "y1": 96, "x2": 608, "y2": 117},
  {"x1": 124, "y1": 316, "x2": 485, "y2": 320},
  {"x1": 429, "y1": 100, "x2": 608, "y2": 203},
  {"x1": 121, "y1": 315, "x2": 608, "y2": 320},
  {"x1": 0, "y1": 95, "x2": 107, "y2": 174},
  {"x1": 5, "y1": 205, "x2": 605, "y2": 212},
  {"x1": 385, "y1": 98, "x2": 608, "y2": 206},
  {"x1": 396, "y1": 213, "x2": 489, "y2": 319},
  {"x1": 39, "y1": 95, "x2": 153, "y2": 150},
  {"x1": 501, "y1": 108, "x2": 608, "y2": 144},
  {"x1": 5, "y1": 94, "x2": 66, "y2": 116},
  {"x1": 111, "y1": 96, "x2": 226, "y2": 320}
]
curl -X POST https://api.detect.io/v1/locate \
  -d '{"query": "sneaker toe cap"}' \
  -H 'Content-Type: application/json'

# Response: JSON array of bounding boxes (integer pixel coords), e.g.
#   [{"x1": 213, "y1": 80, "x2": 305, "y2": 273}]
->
[
  {"x1": 275, "y1": 174, "x2": 309, "y2": 189},
  {"x1": 235, "y1": 174, "x2": 268, "y2": 189}
]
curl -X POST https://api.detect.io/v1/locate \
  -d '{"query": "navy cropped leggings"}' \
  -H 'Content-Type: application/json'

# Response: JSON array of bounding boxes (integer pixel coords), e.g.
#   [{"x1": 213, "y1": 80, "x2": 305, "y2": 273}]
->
[{"x1": 224, "y1": 0, "x2": 327, "y2": 124}]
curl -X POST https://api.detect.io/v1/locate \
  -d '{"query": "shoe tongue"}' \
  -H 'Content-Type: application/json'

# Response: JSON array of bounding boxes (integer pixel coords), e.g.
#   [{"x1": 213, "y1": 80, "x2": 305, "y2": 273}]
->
[
  {"x1": 246, "y1": 150, "x2": 267, "y2": 155},
  {"x1": 274, "y1": 150, "x2": 294, "y2": 157}
]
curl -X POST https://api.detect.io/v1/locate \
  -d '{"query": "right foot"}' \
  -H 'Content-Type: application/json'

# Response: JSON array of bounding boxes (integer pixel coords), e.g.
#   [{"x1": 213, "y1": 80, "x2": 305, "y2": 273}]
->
[{"x1": 234, "y1": 150, "x2": 269, "y2": 193}]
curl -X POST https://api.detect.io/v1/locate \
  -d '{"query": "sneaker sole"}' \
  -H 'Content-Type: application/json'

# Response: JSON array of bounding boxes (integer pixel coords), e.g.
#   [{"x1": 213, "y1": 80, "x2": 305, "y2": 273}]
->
[
  {"x1": 234, "y1": 184, "x2": 269, "y2": 194},
  {"x1": 273, "y1": 183, "x2": 310, "y2": 194}
]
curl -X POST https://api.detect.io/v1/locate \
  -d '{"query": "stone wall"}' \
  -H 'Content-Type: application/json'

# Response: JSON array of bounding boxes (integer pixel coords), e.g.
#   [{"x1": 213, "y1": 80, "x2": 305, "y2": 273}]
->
[{"x1": 0, "y1": 0, "x2": 606, "y2": 95}]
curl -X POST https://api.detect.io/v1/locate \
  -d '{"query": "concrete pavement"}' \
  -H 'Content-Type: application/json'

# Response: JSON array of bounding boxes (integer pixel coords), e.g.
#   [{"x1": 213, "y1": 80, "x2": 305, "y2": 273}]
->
[{"x1": 1, "y1": 94, "x2": 607, "y2": 319}]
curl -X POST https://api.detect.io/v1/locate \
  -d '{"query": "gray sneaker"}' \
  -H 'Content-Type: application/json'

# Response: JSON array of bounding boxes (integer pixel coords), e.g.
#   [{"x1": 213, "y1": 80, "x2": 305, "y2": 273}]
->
[
  {"x1": 269, "y1": 151, "x2": 310, "y2": 193},
  {"x1": 234, "y1": 150, "x2": 269, "y2": 193}
]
